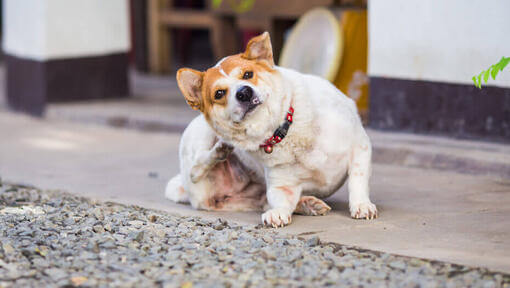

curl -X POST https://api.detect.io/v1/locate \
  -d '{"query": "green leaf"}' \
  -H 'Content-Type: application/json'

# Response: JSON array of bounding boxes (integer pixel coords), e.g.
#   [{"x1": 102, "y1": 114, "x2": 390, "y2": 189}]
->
[
  {"x1": 499, "y1": 57, "x2": 510, "y2": 71},
  {"x1": 472, "y1": 76, "x2": 478, "y2": 87},
  {"x1": 491, "y1": 66, "x2": 498, "y2": 80},
  {"x1": 227, "y1": 0, "x2": 254, "y2": 13},
  {"x1": 483, "y1": 69, "x2": 490, "y2": 83},
  {"x1": 212, "y1": 0, "x2": 223, "y2": 8},
  {"x1": 473, "y1": 56, "x2": 509, "y2": 88},
  {"x1": 237, "y1": 0, "x2": 254, "y2": 12},
  {"x1": 492, "y1": 67, "x2": 500, "y2": 81}
]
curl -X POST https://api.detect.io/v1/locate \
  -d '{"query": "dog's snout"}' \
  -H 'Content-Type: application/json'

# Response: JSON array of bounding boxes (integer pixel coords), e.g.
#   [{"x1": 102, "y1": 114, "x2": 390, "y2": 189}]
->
[{"x1": 236, "y1": 86, "x2": 253, "y2": 103}]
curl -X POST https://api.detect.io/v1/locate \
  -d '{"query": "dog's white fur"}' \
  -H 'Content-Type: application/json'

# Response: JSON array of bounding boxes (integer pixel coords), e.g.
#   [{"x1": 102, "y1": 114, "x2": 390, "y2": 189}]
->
[{"x1": 166, "y1": 32, "x2": 377, "y2": 227}]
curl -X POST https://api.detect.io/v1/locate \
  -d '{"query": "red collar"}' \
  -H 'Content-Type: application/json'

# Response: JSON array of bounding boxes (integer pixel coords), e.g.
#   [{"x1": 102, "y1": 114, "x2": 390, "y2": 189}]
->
[{"x1": 260, "y1": 106, "x2": 294, "y2": 154}]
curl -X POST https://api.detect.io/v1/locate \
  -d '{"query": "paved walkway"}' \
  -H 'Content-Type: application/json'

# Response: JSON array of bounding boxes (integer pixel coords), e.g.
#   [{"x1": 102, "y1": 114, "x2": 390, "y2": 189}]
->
[{"x1": 1, "y1": 112, "x2": 509, "y2": 273}]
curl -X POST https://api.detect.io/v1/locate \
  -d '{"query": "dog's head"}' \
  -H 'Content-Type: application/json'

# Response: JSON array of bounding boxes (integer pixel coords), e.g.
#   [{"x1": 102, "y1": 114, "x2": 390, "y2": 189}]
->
[{"x1": 177, "y1": 32, "x2": 285, "y2": 149}]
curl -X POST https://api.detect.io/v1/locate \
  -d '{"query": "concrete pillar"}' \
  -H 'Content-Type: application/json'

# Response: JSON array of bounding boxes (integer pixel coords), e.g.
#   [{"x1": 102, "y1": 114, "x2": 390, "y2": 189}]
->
[{"x1": 2, "y1": 0, "x2": 131, "y2": 116}]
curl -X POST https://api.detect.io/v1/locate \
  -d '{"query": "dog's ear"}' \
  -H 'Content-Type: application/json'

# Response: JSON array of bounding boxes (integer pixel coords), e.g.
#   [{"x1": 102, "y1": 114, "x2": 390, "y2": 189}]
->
[
  {"x1": 243, "y1": 31, "x2": 274, "y2": 67},
  {"x1": 176, "y1": 68, "x2": 204, "y2": 111}
]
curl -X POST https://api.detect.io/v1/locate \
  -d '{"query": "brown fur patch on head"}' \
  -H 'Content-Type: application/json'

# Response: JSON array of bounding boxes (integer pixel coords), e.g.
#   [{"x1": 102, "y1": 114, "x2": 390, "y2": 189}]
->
[
  {"x1": 177, "y1": 32, "x2": 275, "y2": 119},
  {"x1": 200, "y1": 53, "x2": 275, "y2": 119}
]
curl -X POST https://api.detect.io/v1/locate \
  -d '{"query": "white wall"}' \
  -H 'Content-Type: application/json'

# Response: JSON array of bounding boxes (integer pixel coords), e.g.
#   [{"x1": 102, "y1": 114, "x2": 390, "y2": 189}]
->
[
  {"x1": 368, "y1": 0, "x2": 510, "y2": 88},
  {"x1": 3, "y1": 0, "x2": 130, "y2": 60}
]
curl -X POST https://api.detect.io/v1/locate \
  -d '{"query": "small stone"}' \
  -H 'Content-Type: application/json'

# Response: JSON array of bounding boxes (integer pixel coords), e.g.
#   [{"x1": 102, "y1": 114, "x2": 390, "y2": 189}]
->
[
  {"x1": 35, "y1": 246, "x2": 48, "y2": 257},
  {"x1": 155, "y1": 229, "x2": 166, "y2": 238},
  {"x1": 306, "y1": 236, "x2": 320, "y2": 247},
  {"x1": 101, "y1": 239, "x2": 116, "y2": 249},
  {"x1": 261, "y1": 248, "x2": 276, "y2": 261},
  {"x1": 92, "y1": 208, "x2": 105, "y2": 221},
  {"x1": 104, "y1": 223, "x2": 112, "y2": 232},
  {"x1": 148, "y1": 215, "x2": 158, "y2": 223},
  {"x1": 409, "y1": 258, "x2": 426, "y2": 267},
  {"x1": 44, "y1": 268, "x2": 67, "y2": 281},
  {"x1": 31, "y1": 257, "x2": 50, "y2": 268},
  {"x1": 128, "y1": 231, "x2": 145, "y2": 242},
  {"x1": 93, "y1": 225, "x2": 105, "y2": 233},
  {"x1": 389, "y1": 260, "x2": 407, "y2": 270},
  {"x1": 128, "y1": 220, "x2": 144, "y2": 228},
  {"x1": 2, "y1": 243, "x2": 15, "y2": 255},
  {"x1": 262, "y1": 235, "x2": 274, "y2": 244},
  {"x1": 70, "y1": 276, "x2": 88, "y2": 286},
  {"x1": 229, "y1": 231, "x2": 238, "y2": 240},
  {"x1": 213, "y1": 224, "x2": 225, "y2": 231}
]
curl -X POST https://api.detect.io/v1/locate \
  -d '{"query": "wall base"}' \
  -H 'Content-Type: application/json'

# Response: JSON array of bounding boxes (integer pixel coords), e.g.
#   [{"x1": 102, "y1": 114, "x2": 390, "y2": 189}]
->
[
  {"x1": 369, "y1": 77, "x2": 510, "y2": 142},
  {"x1": 6, "y1": 53, "x2": 129, "y2": 116}
]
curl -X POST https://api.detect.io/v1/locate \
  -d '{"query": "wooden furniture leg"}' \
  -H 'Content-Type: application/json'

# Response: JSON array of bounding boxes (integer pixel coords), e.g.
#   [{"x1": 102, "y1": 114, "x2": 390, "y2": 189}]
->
[
  {"x1": 211, "y1": 16, "x2": 238, "y2": 61},
  {"x1": 148, "y1": 0, "x2": 171, "y2": 73}
]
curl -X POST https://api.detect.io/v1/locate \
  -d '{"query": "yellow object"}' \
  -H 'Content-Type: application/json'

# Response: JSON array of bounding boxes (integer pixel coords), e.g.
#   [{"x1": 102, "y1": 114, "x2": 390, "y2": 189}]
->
[
  {"x1": 333, "y1": 10, "x2": 369, "y2": 121},
  {"x1": 279, "y1": 8, "x2": 343, "y2": 82}
]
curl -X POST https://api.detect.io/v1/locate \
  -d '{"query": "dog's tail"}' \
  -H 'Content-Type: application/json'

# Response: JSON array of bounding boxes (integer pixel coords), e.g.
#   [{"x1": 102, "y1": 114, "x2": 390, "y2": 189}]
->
[{"x1": 165, "y1": 174, "x2": 189, "y2": 203}]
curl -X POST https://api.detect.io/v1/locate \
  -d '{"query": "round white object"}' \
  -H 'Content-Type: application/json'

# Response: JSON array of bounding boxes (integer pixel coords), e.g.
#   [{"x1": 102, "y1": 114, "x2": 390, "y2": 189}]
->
[{"x1": 279, "y1": 8, "x2": 343, "y2": 82}]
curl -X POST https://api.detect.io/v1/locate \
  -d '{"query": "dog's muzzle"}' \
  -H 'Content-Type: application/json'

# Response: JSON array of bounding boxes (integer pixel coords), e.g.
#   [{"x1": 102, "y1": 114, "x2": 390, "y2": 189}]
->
[{"x1": 234, "y1": 86, "x2": 261, "y2": 121}]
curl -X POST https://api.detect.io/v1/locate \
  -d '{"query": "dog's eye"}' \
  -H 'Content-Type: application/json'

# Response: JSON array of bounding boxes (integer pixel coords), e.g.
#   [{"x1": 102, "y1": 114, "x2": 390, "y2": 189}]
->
[
  {"x1": 242, "y1": 71, "x2": 253, "y2": 80},
  {"x1": 214, "y1": 89, "x2": 226, "y2": 100}
]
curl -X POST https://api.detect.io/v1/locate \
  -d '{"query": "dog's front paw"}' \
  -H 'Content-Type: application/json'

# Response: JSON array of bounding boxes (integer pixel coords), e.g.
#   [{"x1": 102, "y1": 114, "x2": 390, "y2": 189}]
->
[
  {"x1": 262, "y1": 208, "x2": 292, "y2": 228},
  {"x1": 350, "y1": 202, "x2": 378, "y2": 220}
]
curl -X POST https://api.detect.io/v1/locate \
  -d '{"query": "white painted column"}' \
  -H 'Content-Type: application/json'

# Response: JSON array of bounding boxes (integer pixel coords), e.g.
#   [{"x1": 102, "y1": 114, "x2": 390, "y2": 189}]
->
[
  {"x1": 368, "y1": 0, "x2": 510, "y2": 88},
  {"x1": 2, "y1": 0, "x2": 131, "y2": 115}
]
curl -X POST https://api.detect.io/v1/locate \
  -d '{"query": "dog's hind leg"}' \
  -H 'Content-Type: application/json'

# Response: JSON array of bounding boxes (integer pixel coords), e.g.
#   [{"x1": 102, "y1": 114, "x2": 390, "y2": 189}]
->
[
  {"x1": 348, "y1": 130, "x2": 377, "y2": 219},
  {"x1": 294, "y1": 196, "x2": 331, "y2": 216},
  {"x1": 189, "y1": 141, "x2": 233, "y2": 183}
]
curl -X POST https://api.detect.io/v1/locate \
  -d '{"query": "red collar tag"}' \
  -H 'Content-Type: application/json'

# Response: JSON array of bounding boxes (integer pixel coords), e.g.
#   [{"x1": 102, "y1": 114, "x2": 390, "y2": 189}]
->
[{"x1": 260, "y1": 106, "x2": 294, "y2": 154}]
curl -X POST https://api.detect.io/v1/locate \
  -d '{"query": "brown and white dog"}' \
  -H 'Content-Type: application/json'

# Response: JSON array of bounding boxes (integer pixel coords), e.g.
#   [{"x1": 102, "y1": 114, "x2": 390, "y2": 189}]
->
[{"x1": 165, "y1": 32, "x2": 377, "y2": 227}]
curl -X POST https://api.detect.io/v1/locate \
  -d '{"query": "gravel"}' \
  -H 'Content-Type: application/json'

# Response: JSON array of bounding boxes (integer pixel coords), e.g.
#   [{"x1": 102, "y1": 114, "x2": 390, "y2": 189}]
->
[{"x1": 0, "y1": 182, "x2": 509, "y2": 288}]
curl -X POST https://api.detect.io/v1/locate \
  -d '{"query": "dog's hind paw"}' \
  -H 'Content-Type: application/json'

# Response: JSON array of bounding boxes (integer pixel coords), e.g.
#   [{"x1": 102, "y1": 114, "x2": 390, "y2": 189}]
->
[
  {"x1": 350, "y1": 202, "x2": 378, "y2": 220},
  {"x1": 214, "y1": 141, "x2": 234, "y2": 161},
  {"x1": 294, "y1": 196, "x2": 331, "y2": 216},
  {"x1": 165, "y1": 175, "x2": 189, "y2": 203}
]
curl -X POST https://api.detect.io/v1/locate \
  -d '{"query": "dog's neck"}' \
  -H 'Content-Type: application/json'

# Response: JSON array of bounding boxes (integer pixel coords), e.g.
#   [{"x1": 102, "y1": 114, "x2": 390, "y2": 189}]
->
[
  {"x1": 249, "y1": 70, "x2": 315, "y2": 167},
  {"x1": 259, "y1": 105, "x2": 294, "y2": 154}
]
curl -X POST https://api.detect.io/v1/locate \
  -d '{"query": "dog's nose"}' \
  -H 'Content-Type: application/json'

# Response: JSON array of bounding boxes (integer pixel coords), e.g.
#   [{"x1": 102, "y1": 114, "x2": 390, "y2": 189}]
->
[{"x1": 236, "y1": 86, "x2": 253, "y2": 103}]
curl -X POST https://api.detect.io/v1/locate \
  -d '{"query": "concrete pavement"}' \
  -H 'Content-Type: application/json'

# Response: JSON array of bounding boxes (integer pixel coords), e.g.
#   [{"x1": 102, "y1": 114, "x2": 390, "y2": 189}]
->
[{"x1": 1, "y1": 112, "x2": 509, "y2": 273}]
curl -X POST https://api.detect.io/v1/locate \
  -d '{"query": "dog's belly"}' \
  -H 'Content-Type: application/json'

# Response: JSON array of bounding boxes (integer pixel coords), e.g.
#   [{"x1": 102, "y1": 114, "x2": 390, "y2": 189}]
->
[
  {"x1": 299, "y1": 155, "x2": 350, "y2": 198},
  {"x1": 204, "y1": 153, "x2": 266, "y2": 210},
  {"x1": 294, "y1": 111, "x2": 354, "y2": 198}
]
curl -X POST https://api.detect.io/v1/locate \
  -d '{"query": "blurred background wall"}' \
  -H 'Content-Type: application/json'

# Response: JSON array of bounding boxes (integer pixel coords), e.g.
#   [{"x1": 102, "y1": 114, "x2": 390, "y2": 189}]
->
[
  {"x1": 3, "y1": 0, "x2": 130, "y2": 60},
  {"x1": 368, "y1": 0, "x2": 510, "y2": 141},
  {"x1": 0, "y1": 0, "x2": 508, "y2": 142},
  {"x1": 369, "y1": 0, "x2": 510, "y2": 87},
  {"x1": 2, "y1": 0, "x2": 130, "y2": 115}
]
